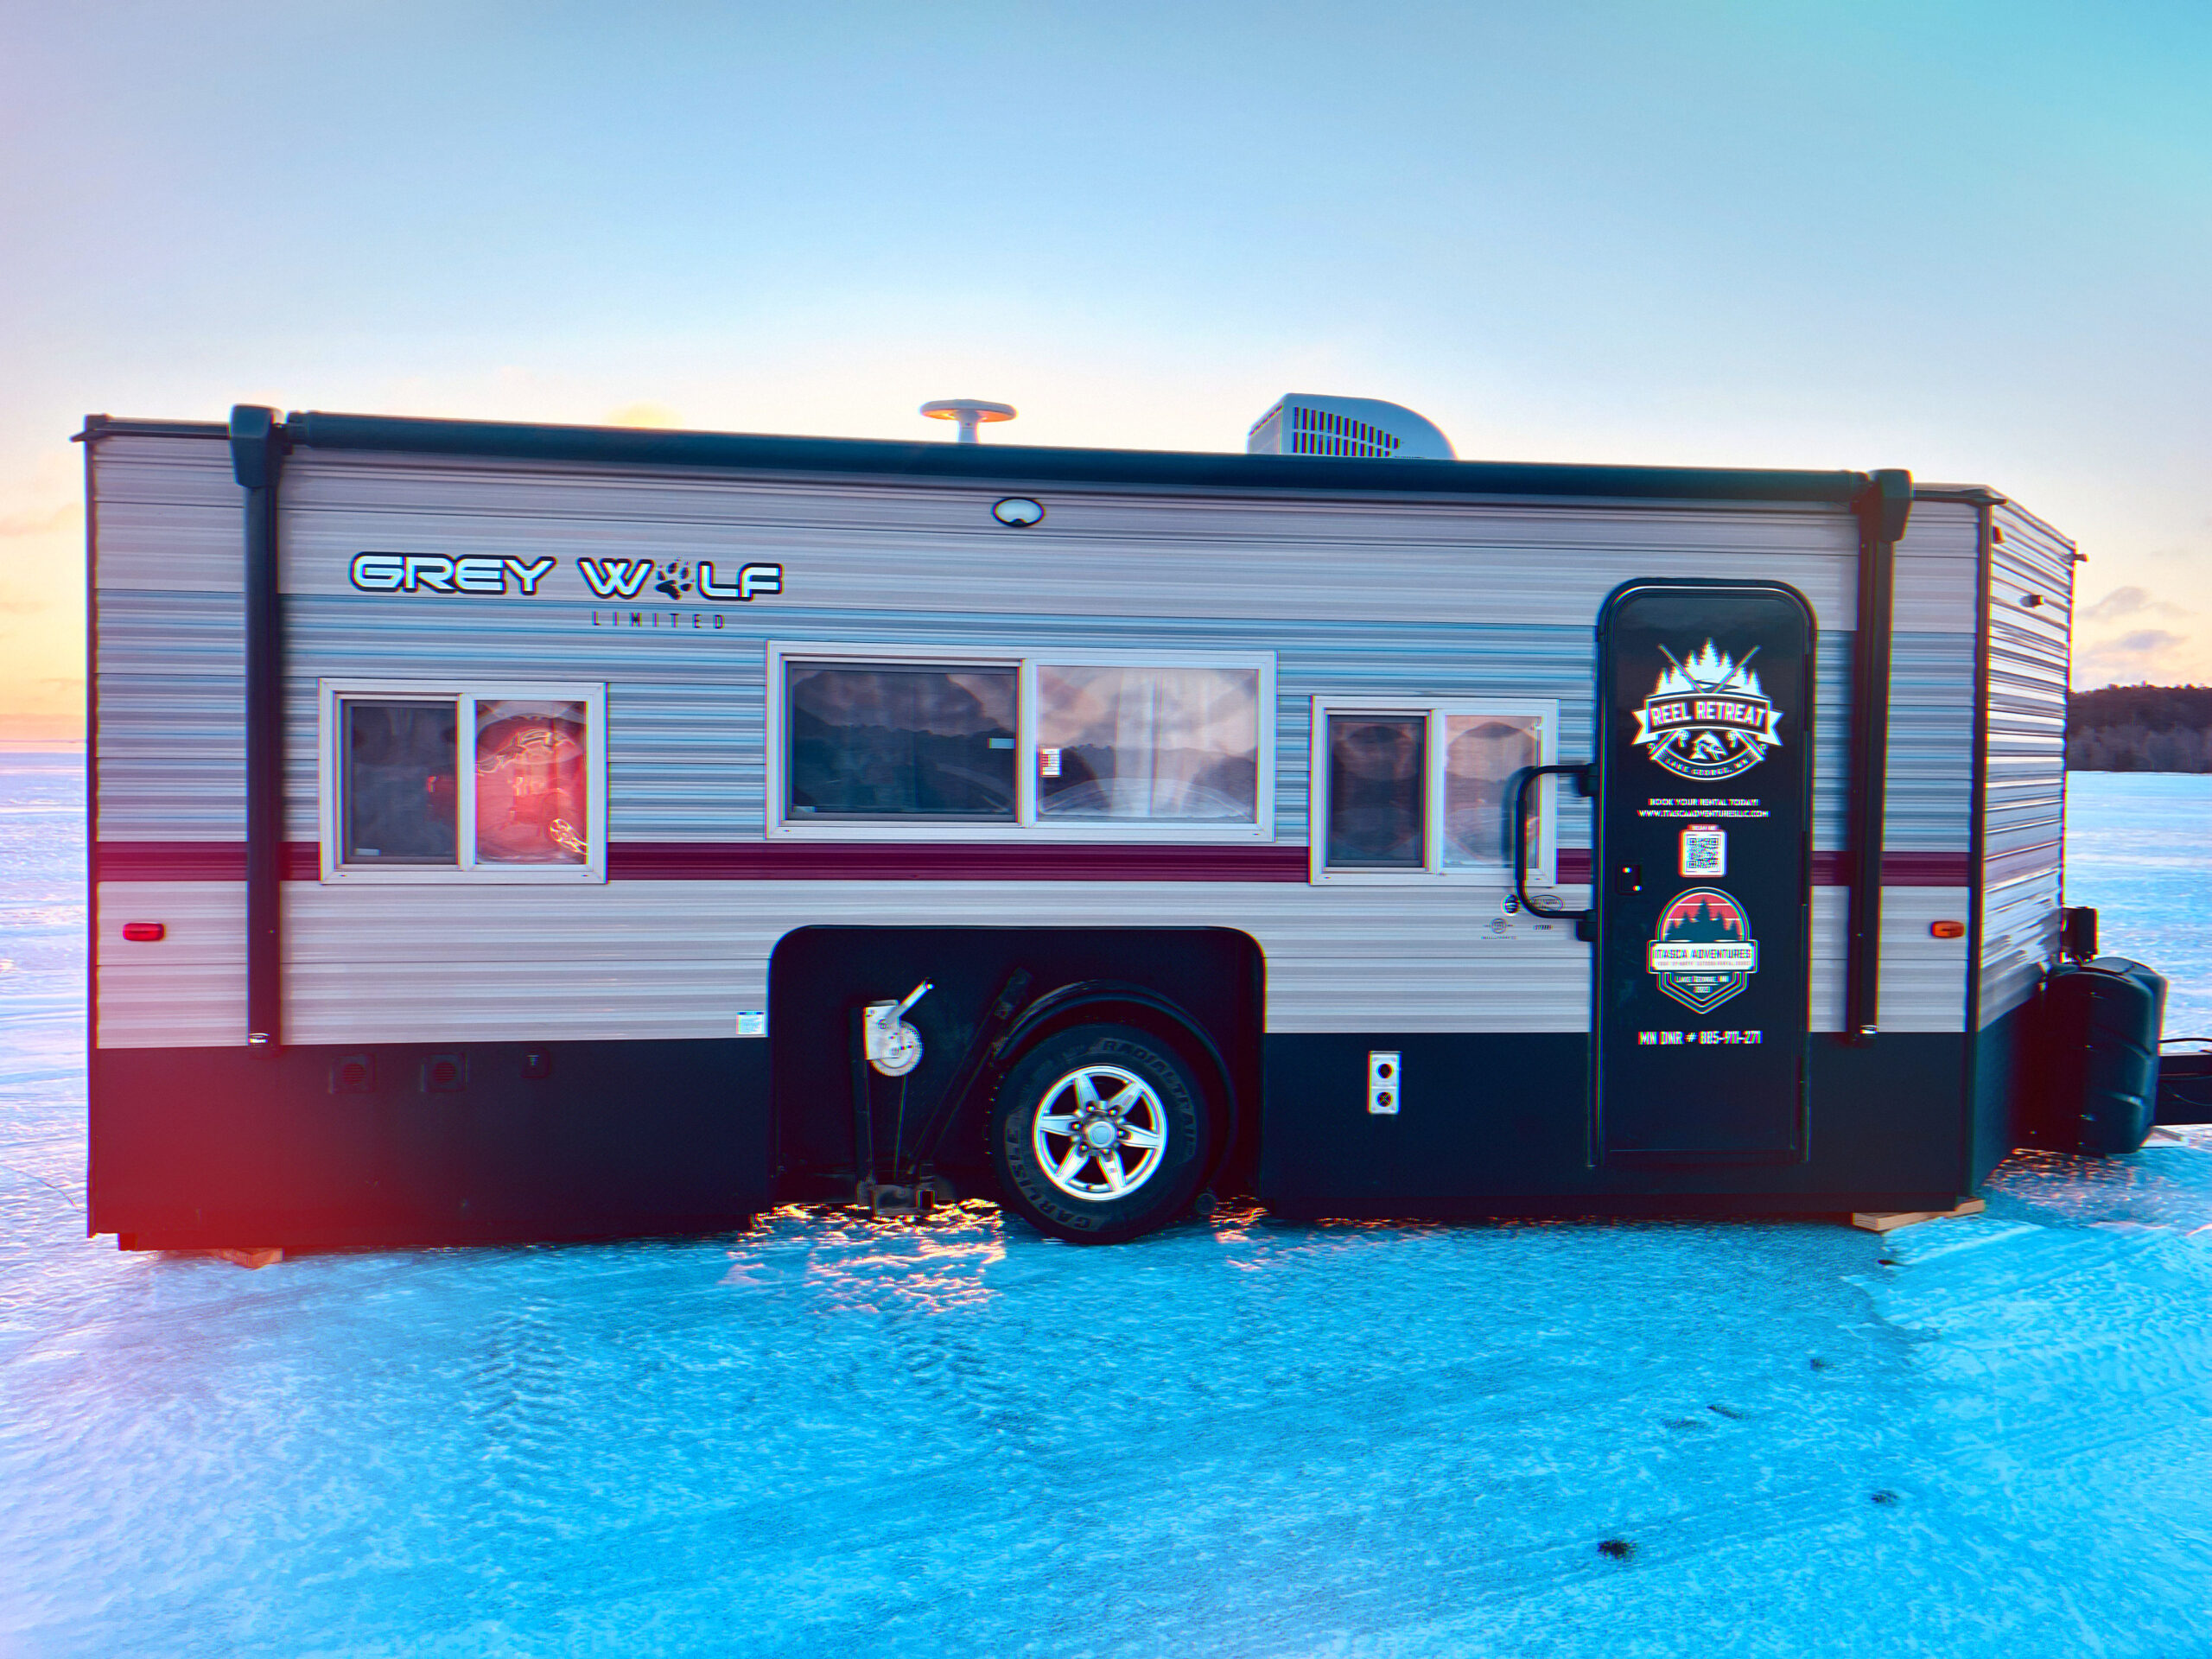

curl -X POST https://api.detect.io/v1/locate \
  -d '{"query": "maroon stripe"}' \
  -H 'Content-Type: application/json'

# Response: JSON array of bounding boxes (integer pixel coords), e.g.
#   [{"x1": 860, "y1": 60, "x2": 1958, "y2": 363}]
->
[
  {"x1": 92, "y1": 841, "x2": 1975, "y2": 887},
  {"x1": 1840, "y1": 850, "x2": 1972, "y2": 887},
  {"x1": 95, "y1": 842, "x2": 248, "y2": 880},
  {"x1": 94, "y1": 842, "x2": 321, "y2": 880},
  {"x1": 607, "y1": 842, "x2": 1314, "y2": 882}
]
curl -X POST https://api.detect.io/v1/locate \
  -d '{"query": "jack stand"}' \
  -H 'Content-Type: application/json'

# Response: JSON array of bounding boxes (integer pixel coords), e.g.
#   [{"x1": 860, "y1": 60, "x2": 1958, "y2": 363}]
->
[{"x1": 856, "y1": 1178, "x2": 957, "y2": 1220}]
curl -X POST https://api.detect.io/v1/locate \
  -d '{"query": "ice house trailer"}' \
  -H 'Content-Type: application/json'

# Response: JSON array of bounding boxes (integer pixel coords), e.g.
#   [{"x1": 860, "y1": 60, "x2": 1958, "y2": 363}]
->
[{"x1": 79, "y1": 396, "x2": 2141, "y2": 1251}]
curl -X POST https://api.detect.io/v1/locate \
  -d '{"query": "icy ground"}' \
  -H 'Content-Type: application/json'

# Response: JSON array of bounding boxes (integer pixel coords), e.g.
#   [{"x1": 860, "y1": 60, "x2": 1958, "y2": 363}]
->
[{"x1": 3, "y1": 758, "x2": 2209, "y2": 1659}]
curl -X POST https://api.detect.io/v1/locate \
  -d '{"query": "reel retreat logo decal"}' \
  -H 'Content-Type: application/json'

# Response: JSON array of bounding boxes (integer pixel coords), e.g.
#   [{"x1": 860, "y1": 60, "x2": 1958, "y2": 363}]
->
[
  {"x1": 1633, "y1": 641, "x2": 1783, "y2": 781},
  {"x1": 1648, "y1": 887, "x2": 1759, "y2": 1014}
]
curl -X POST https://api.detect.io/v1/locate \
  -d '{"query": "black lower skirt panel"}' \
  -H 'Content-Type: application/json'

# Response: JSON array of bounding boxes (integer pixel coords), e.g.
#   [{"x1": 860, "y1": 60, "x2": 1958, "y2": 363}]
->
[
  {"x1": 1256, "y1": 1031, "x2": 1980, "y2": 1217},
  {"x1": 92, "y1": 1027, "x2": 1991, "y2": 1249},
  {"x1": 91, "y1": 1039, "x2": 772, "y2": 1250}
]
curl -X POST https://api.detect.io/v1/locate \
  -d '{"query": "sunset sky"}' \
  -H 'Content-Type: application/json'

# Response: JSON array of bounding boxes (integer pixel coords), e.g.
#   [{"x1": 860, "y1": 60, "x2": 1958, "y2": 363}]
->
[{"x1": 3, "y1": 2, "x2": 2207, "y2": 744}]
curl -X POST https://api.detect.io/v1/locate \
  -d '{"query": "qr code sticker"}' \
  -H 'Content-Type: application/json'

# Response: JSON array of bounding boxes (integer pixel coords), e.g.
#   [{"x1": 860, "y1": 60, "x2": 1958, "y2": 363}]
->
[{"x1": 1680, "y1": 830, "x2": 1726, "y2": 876}]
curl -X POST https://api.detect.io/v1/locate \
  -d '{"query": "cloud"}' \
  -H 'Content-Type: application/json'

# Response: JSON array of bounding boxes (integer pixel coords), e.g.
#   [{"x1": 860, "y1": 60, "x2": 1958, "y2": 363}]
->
[
  {"x1": 2110, "y1": 628, "x2": 2187, "y2": 654},
  {"x1": 606, "y1": 404, "x2": 682, "y2": 429},
  {"x1": 2076, "y1": 626, "x2": 2196, "y2": 687},
  {"x1": 2082, "y1": 586, "x2": 2192, "y2": 623}
]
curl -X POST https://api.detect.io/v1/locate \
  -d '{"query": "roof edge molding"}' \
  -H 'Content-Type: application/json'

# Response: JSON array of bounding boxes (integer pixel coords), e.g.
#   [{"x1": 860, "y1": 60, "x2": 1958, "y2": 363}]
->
[{"x1": 280, "y1": 409, "x2": 1875, "y2": 506}]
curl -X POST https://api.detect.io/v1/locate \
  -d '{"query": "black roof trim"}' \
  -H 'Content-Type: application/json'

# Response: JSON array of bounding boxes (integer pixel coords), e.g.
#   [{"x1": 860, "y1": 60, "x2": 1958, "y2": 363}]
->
[
  {"x1": 1911, "y1": 483, "x2": 2007, "y2": 506},
  {"x1": 74, "y1": 416, "x2": 230, "y2": 443},
  {"x1": 286, "y1": 409, "x2": 1877, "y2": 507}
]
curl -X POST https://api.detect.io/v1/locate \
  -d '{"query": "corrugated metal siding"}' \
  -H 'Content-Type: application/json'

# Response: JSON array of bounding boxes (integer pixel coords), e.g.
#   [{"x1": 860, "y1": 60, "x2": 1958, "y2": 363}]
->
[
  {"x1": 69, "y1": 878, "x2": 1972, "y2": 1049},
  {"x1": 1891, "y1": 500, "x2": 1980, "y2": 634},
  {"x1": 1884, "y1": 632, "x2": 1976, "y2": 849},
  {"x1": 1818, "y1": 886, "x2": 1972, "y2": 1035},
  {"x1": 90, "y1": 434, "x2": 247, "y2": 842},
  {"x1": 93, "y1": 882, "x2": 246, "y2": 1048},
  {"x1": 1978, "y1": 501, "x2": 2075, "y2": 1026},
  {"x1": 271, "y1": 597, "x2": 1971, "y2": 855},
  {"x1": 278, "y1": 449, "x2": 1875, "y2": 627},
  {"x1": 97, "y1": 594, "x2": 245, "y2": 839},
  {"x1": 272, "y1": 880, "x2": 1595, "y2": 1044},
  {"x1": 88, "y1": 434, "x2": 242, "y2": 594},
  {"x1": 89, "y1": 441, "x2": 1980, "y2": 1048}
]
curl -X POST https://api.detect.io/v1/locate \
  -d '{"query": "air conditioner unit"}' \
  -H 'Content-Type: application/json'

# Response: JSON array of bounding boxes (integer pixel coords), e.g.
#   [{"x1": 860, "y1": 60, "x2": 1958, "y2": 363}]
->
[{"x1": 1246, "y1": 395, "x2": 1455, "y2": 461}]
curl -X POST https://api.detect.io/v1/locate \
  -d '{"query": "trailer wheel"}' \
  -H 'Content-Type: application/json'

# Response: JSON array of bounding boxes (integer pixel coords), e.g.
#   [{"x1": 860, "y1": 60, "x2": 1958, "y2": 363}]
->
[{"x1": 989, "y1": 1025, "x2": 1211, "y2": 1244}]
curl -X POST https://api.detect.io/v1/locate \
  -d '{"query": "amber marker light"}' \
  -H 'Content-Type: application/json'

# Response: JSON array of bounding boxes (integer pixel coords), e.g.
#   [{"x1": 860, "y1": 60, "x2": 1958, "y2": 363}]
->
[{"x1": 1929, "y1": 920, "x2": 1967, "y2": 939}]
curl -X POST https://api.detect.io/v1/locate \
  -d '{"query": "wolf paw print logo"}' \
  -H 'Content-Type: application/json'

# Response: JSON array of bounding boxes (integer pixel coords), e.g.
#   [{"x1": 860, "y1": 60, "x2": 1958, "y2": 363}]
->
[
  {"x1": 1633, "y1": 641, "x2": 1783, "y2": 781},
  {"x1": 1648, "y1": 888, "x2": 1759, "y2": 1013},
  {"x1": 653, "y1": 562, "x2": 694, "y2": 601}
]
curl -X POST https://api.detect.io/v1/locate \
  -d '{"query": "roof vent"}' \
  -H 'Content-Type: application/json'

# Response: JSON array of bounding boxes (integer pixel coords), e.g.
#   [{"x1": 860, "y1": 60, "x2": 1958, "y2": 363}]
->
[
  {"x1": 920, "y1": 398, "x2": 1016, "y2": 443},
  {"x1": 1246, "y1": 395, "x2": 1455, "y2": 461}
]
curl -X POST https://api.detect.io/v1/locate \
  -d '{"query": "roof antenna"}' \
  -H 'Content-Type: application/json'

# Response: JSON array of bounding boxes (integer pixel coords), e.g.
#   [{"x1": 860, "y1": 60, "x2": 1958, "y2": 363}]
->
[{"x1": 919, "y1": 398, "x2": 1016, "y2": 444}]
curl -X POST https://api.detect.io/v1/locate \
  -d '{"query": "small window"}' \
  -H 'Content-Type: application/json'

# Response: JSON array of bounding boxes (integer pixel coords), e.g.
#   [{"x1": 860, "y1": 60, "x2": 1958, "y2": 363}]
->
[
  {"x1": 769, "y1": 645, "x2": 1274, "y2": 840},
  {"x1": 1037, "y1": 664, "x2": 1261, "y2": 823},
  {"x1": 1313, "y1": 699, "x2": 1556, "y2": 882},
  {"x1": 786, "y1": 663, "x2": 1017, "y2": 821},
  {"x1": 1325, "y1": 714, "x2": 1425, "y2": 868},
  {"x1": 321, "y1": 682, "x2": 606, "y2": 882}
]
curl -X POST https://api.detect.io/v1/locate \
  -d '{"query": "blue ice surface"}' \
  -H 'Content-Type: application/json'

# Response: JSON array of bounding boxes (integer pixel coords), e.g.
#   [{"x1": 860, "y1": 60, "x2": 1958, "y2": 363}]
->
[
  {"x1": 2063, "y1": 771, "x2": 2212, "y2": 1038},
  {"x1": 3, "y1": 753, "x2": 2211, "y2": 1659}
]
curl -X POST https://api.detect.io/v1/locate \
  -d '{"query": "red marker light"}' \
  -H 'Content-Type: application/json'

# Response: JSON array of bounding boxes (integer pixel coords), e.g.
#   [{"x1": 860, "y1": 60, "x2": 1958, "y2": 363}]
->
[
  {"x1": 1929, "y1": 920, "x2": 1966, "y2": 940},
  {"x1": 122, "y1": 922, "x2": 167, "y2": 942}
]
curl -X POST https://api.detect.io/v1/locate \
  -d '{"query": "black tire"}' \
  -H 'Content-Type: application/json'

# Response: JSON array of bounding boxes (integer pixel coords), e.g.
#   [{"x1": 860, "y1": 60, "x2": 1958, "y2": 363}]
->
[{"x1": 988, "y1": 1024, "x2": 1213, "y2": 1245}]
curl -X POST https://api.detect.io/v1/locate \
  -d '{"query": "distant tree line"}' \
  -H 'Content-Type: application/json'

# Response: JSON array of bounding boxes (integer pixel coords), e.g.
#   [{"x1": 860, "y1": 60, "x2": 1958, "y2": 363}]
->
[{"x1": 2067, "y1": 684, "x2": 2212, "y2": 772}]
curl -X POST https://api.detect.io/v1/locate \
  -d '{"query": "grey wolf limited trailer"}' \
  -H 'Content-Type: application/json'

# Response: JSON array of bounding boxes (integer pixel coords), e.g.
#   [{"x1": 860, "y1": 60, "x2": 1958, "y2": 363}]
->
[{"x1": 84, "y1": 397, "x2": 2097, "y2": 1249}]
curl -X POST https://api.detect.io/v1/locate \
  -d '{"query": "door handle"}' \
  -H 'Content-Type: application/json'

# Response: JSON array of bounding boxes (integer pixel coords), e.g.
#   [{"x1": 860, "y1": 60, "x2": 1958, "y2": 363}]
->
[{"x1": 1513, "y1": 763, "x2": 1594, "y2": 942}]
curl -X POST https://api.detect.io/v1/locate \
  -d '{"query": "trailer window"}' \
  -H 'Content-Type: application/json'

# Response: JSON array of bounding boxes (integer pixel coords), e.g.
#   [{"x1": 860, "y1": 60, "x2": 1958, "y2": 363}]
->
[
  {"x1": 341, "y1": 700, "x2": 459, "y2": 865},
  {"x1": 321, "y1": 683, "x2": 607, "y2": 882},
  {"x1": 1325, "y1": 715, "x2": 1425, "y2": 868},
  {"x1": 771, "y1": 646, "x2": 1275, "y2": 841},
  {"x1": 1313, "y1": 700, "x2": 1555, "y2": 882},
  {"x1": 474, "y1": 700, "x2": 590, "y2": 865},
  {"x1": 1441, "y1": 715, "x2": 1541, "y2": 868},
  {"x1": 786, "y1": 664, "x2": 1018, "y2": 820},
  {"x1": 1037, "y1": 665, "x2": 1260, "y2": 823}
]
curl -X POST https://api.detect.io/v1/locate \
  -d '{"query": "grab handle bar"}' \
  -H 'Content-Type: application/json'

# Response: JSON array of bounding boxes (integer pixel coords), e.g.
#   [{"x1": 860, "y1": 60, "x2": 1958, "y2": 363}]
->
[{"x1": 1513, "y1": 764, "x2": 1595, "y2": 942}]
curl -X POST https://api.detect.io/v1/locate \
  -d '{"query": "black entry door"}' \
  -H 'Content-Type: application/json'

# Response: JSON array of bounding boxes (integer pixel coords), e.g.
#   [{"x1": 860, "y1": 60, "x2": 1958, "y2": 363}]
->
[{"x1": 1592, "y1": 582, "x2": 1814, "y2": 1166}]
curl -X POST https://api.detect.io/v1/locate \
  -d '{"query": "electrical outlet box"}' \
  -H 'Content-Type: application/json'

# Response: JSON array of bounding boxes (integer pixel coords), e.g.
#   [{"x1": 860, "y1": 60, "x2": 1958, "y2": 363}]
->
[{"x1": 1369, "y1": 1051, "x2": 1402, "y2": 1115}]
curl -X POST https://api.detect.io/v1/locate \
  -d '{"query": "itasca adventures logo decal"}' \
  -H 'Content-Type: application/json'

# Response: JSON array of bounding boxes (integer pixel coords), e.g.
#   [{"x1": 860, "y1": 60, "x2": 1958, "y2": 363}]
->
[
  {"x1": 1648, "y1": 887, "x2": 1759, "y2": 1013},
  {"x1": 1632, "y1": 641, "x2": 1783, "y2": 781}
]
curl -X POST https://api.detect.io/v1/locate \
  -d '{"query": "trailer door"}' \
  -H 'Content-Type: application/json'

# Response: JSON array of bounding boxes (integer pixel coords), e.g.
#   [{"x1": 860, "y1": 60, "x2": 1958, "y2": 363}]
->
[{"x1": 1591, "y1": 582, "x2": 1814, "y2": 1166}]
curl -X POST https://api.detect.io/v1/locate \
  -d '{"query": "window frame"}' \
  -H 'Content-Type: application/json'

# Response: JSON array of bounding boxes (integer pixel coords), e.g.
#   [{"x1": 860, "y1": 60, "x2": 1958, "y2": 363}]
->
[
  {"x1": 317, "y1": 678, "x2": 609, "y2": 885},
  {"x1": 766, "y1": 641, "x2": 1277, "y2": 842},
  {"x1": 1308, "y1": 696, "x2": 1560, "y2": 886}
]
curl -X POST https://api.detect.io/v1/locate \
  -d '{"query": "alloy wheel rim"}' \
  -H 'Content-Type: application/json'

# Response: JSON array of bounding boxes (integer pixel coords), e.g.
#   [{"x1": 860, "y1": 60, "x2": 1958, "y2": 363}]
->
[{"x1": 1031, "y1": 1065, "x2": 1168, "y2": 1200}]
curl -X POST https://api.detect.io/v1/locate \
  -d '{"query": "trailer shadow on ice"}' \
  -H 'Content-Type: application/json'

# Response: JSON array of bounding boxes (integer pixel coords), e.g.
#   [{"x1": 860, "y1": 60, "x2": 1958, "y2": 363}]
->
[{"x1": 79, "y1": 393, "x2": 2204, "y2": 1252}]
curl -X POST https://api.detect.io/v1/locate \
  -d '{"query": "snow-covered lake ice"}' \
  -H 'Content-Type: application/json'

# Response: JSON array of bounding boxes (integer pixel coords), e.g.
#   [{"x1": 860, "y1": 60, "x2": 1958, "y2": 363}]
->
[{"x1": 3, "y1": 755, "x2": 2209, "y2": 1657}]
